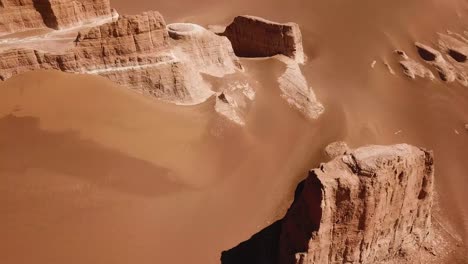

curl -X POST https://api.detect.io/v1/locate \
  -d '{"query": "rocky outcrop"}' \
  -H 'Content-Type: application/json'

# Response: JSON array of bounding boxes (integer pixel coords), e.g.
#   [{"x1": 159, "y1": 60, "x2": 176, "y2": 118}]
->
[
  {"x1": 279, "y1": 144, "x2": 434, "y2": 264},
  {"x1": 415, "y1": 42, "x2": 459, "y2": 82},
  {"x1": 438, "y1": 33, "x2": 468, "y2": 63},
  {"x1": 394, "y1": 33, "x2": 468, "y2": 86},
  {"x1": 396, "y1": 49, "x2": 435, "y2": 80},
  {"x1": 0, "y1": 8, "x2": 323, "y2": 122},
  {"x1": 214, "y1": 82, "x2": 255, "y2": 125},
  {"x1": 0, "y1": 0, "x2": 114, "y2": 35},
  {"x1": 276, "y1": 56, "x2": 323, "y2": 119},
  {"x1": 0, "y1": 12, "x2": 243, "y2": 104},
  {"x1": 222, "y1": 15, "x2": 305, "y2": 64},
  {"x1": 324, "y1": 141, "x2": 350, "y2": 159},
  {"x1": 218, "y1": 15, "x2": 322, "y2": 119}
]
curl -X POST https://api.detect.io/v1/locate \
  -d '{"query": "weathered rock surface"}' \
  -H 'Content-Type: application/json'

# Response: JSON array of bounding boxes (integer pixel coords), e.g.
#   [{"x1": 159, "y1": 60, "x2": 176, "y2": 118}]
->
[
  {"x1": 396, "y1": 49, "x2": 435, "y2": 80},
  {"x1": 324, "y1": 141, "x2": 350, "y2": 159},
  {"x1": 0, "y1": 0, "x2": 114, "y2": 35},
  {"x1": 438, "y1": 33, "x2": 468, "y2": 63},
  {"x1": 275, "y1": 56, "x2": 323, "y2": 119},
  {"x1": 279, "y1": 144, "x2": 434, "y2": 264},
  {"x1": 222, "y1": 15, "x2": 305, "y2": 64},
  {"x1": 415, "y1": 42, "x2": 458, "y2": 82},
  {"x1": 214, "y1": 82, "x2": 255, "y2": 125},
  {"x1": 394, "y1": 34, "x2": 468, "y2": 86},
  {"x1": 0, "y1": 7, "x2": 323, "y2": 122},
  {"x1": 0, "y1": 12, "x2": 243, "y2": 104}
]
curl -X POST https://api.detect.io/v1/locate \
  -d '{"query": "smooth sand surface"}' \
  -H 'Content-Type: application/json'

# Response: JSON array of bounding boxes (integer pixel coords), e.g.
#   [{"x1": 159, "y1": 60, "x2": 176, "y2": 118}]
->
[{"x1": 2, "y1": 0, "x2": 468, "y2": 263}]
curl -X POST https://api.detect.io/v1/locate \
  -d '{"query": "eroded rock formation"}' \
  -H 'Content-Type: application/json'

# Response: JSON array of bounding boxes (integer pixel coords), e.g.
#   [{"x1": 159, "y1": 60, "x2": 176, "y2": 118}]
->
[
  {"x1": 276, "y1": 56, "x2": 323, "y2": 119},
  {"x1": 0, "y1": 11, "x2": 242, "y2": 104},
  {"x1": 394, "y1": 32, "x2": 468, "y2": 86},
  {"x1": 0, "y1": 0, "x2": 115, "y2": 35},
  {"x1": 0, "y1": 2, "x2": 323, "y2": 123},
  {"x1": 222, "y1": 15, "x2": 305, "y2": 64},
  {"x1": 324, "y1": 141, "x2": 350, "y2": 159},
  {"x1": 215, "y1": 82, "x2": 255, "y2": 126},
  {"x1": 396, "y1": 49, "x2": 435, "y2": 80},
  {"x1": 280, "y1": 144, "x2": 434, "y2": 264}
]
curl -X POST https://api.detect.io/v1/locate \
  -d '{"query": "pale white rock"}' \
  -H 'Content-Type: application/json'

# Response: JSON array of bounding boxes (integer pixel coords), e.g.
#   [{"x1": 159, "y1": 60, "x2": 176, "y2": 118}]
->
[
  {"x1": 324, "y1": 141, "x2": 350, "y2": 159},
  {"x1": 276, "y1": 55, "x2": 324, "y2": 119}
]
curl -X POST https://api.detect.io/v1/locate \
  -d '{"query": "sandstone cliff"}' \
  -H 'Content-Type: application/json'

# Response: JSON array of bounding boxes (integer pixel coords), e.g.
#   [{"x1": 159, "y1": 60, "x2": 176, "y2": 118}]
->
[
  {"x1": 0, "y1": 12, "x2": 243, "y2": 104},
  {"x1": 222, "y1": 15, "x2": 305, "y2": 64},
  {"x1": 279, "y1": 144, "x2": 434, "y2": 264},
  {"x1": 0, "y1": 0, "x2": 114, "y2": 35},
  {"x1": 0, "y1": 5, "x2": 324, "y2": 123}
]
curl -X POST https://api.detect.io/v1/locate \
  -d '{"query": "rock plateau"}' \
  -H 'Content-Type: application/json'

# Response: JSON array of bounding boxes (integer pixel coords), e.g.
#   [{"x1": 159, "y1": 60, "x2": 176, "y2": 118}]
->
[
  {"x1": 0, "y1": 2, "x2": 324, "y2": 124},
  {"x1": 280, "y1": 144, "x2": 435, "y2": 264}
]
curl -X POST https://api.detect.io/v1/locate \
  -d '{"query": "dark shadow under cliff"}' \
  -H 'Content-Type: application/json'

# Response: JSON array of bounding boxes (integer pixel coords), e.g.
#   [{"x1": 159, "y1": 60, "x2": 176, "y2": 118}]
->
[
  {"x1": 220, "y1": 220, "x2": 282, "y2": 264},
  {"x1": 220, "y1": 180, "x2": 309, "y2": 264}
]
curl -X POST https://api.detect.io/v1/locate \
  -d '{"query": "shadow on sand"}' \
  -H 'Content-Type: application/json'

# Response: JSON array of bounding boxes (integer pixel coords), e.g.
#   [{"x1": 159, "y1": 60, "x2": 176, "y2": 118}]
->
[{"x1": 0, "y1": 114, "x2": 183, "y2": 197}]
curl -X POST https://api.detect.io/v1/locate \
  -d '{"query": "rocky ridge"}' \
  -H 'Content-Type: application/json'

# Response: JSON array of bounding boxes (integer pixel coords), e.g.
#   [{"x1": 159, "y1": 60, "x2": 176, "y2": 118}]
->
[
  {"x1": 0, "y1": 11, "x2": 241, "y2": 105},
  {"x1": 0, "y1": 4, "x2": 324, "y2": 124},
  {"x1": 0, "y1": 0, "x2": 115, "y2": 35},
  {"x1": 394, "y1": 32, "x2": 468, "y2": 86}
]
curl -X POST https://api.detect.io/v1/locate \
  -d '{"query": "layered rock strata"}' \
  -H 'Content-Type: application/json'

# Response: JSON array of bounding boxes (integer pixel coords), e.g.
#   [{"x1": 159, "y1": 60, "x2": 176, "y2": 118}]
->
[
  {"x1": 279, "y1": 144, "x2": 434, "y2": 264},
  {"x1": 0, "y1": 5, "x2": 323, "y2": 122},
  {"x1": 0, "y1": 0, "x2": 114, "y2": 35},
  {"x1": 222, "y1": 15, "x2": 305, "y2": 64},
  {"x1": 0, "y1": 12, "x2": 242, "y2": 104}
]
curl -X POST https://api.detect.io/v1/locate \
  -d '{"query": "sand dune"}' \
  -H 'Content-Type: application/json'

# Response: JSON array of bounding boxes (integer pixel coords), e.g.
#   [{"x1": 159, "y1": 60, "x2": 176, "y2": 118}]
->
[{"x1": 1, "y1": 0, "x2": 468, "y2": 263}]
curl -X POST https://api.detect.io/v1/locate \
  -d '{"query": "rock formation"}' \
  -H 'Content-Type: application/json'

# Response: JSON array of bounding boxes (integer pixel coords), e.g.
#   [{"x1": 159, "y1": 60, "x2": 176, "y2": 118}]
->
[
  {"x1": 0, "y1": 0, "x2": 115, "y2": 35},
  {"x1": 415, "y1": 42, "x2": 459, "y2": 82},
  {"x1": 324, "y1": 141, "x2": 350, "y2": 159},
  {"x1": 0, "y1": 2, "x2": 323, "y2": 123},
  {"x1": 279, "y1": 144, "x2": 434, "y2": 264},
  {"x1": 394, "y1": 33, "x2": 468, "y2": 86},
  {"x1": 396, "y1": 49, "x2": 435, "y2": 80},
  {"x1": 0, "y1": 11, "x2": 242, "y2": 104},
  {"x1": 215, "y1": 82, "x2": 255, "y2": 126},
  {"x1": 276, "y1": 56, "x2": 324, "y2": 119},
  {"x1": 222, "y1": 15, "x2": 305, "y2": 64}
]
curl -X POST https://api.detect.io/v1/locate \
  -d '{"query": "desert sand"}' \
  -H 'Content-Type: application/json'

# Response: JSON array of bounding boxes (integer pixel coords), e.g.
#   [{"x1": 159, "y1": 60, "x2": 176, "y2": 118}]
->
[{"x1": 1, "y1": 0, "x2": 468, "y2": 263}]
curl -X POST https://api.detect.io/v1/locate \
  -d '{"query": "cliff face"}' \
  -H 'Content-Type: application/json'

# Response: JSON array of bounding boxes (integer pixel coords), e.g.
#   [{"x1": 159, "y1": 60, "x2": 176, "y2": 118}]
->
[
  {"x1": 222, "y1": 15, "x2": 305, "y2": 64},
  {"x1": 279, "y1": 144, "x2": 434, "y2": 264},
  {"x1": 0, "y1": 0, "x2": 114, "y2": 35},
  {"x1": 0, "y1": 12, "x2": 242, "y2": 104},
  {"x1": 0, "y1": 7, "x2": 323, "y2": 122},
  {"x1": 219, "y1": 15, "x2": 322, "y2": 119}
]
